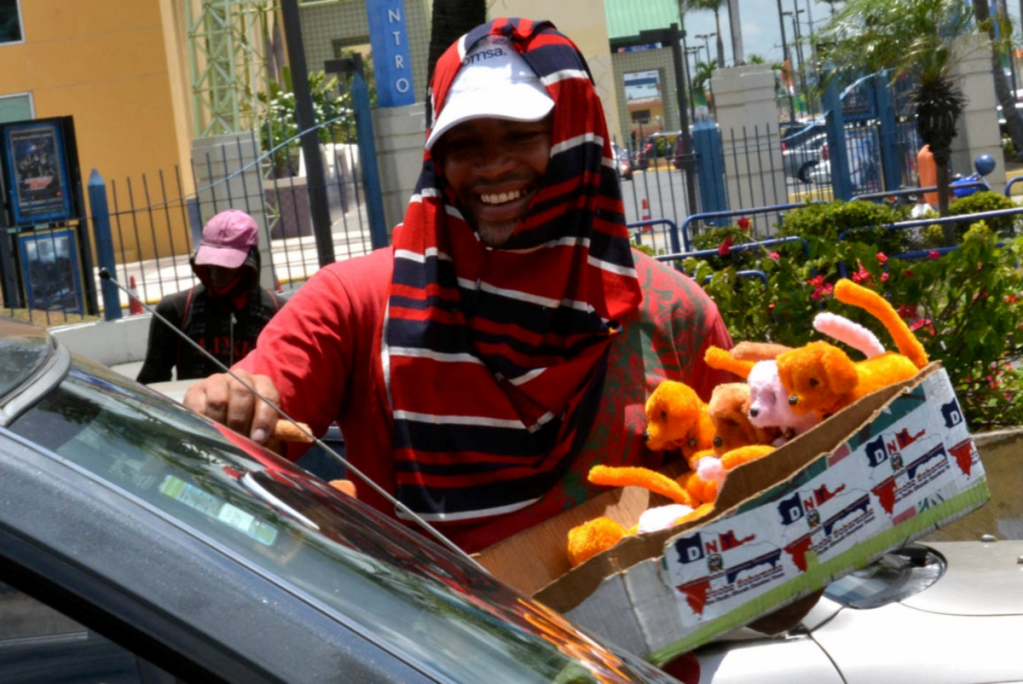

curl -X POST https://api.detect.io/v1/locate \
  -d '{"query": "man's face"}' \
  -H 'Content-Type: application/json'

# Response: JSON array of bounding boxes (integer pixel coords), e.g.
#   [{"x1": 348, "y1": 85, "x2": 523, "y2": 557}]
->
[
  {"x1": 435, "y1": 116, "x2": 553, "y2": 247},
  {"x1": 207, "y1": 265, "x2": 242, "y2": 292}
]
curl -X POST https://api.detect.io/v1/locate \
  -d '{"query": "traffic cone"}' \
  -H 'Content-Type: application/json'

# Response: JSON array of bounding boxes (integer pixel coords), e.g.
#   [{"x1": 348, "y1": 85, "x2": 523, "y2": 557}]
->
[
  {"x1": 128, "y1": 275, "x2": 143, "y2": 316},
  {"x1": 640, "y1": 197, "x2": 652, "y2": 230}
]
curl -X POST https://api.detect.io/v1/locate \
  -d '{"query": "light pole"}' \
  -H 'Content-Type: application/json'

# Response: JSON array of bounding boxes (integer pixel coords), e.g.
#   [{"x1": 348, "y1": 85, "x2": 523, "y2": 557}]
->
[
  {"x1": 783, "y1": 8, "x2": 808, "y2": 104},
  {"x1": 639, "y1": 24, "x2": 698, "y2": 213},
  {"x1": 695, "y1": 33, "x2": 717, "y2": 67},
  {"x1": 775, "y1": 0, "x2": 797, "y2": 124},
  {"x1": 685, "y1": 46, "x2": 700, "y2": 120}
]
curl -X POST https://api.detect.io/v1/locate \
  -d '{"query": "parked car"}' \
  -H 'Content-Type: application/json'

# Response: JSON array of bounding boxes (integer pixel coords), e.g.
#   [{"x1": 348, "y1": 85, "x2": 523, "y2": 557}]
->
[
  {"x1": 0, "y1": 319, "x2": 675, "y2": 683},
  {"x1": 782, "y1": 131, "x2": 829, "y2": 183},
  {"x1": 632, "y1": 131, "x2": 684, "y2": 171},
  {"x1": 692, "y1": 540, "x2": 1023, "y2": 683},
  {"x1": 612, "y1": 141, "x2": 633, "y2": 180}
]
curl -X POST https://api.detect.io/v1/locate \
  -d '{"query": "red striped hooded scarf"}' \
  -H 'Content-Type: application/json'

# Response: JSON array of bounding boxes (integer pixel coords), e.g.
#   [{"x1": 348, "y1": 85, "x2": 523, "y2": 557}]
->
[{"x1": 384, "y1": 19, "x2": 643, "y2": 522}]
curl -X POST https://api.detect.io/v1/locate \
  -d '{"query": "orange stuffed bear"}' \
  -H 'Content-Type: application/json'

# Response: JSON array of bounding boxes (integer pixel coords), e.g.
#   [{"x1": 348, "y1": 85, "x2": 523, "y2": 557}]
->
[
  {"x1": 644, "y1": 380, "x2": 715, "y2": 464},
  {"x1": 776, "y1": 279, "x2": 929, "y2": 420}
]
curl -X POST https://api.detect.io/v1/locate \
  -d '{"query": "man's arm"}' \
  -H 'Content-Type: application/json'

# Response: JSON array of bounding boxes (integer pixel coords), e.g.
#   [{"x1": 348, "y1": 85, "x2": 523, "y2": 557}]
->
[
  {"x1": 136, "y1": 298, "x2": 182, "y2": 385},
  {"x1": 186, "y1": 262, "x2": 366, "y2": 448}
]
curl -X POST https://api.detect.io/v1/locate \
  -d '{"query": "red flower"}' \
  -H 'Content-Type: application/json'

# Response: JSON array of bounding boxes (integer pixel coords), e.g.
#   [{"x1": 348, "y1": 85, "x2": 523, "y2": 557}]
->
[
  {"x1": 928, "y1": 250, "x2": 940, "y2": 260},
  {"x1": 881, "y1": 272, "x2": 889, "y2": 282},
  {"x1": 1006, "y1": 294, "x2": 1019, "y2": 304},
  {"x1": 807, "y1": 275, "x2": 824, "y2": 287},
  {"x1": 768, "y1": 302, "x2": 776, "y2": 312},
  {"x1": 769, "y1": 251, "x2": 780, "y2": 261},
  {"x1": 903, "y1": 269, "x2": 914, "y2": 278},
  {"x1": 851, "y1": 261, "x2": 871, "y2": 284},
  {"x1": 897, "y1": 304, "x2": 917, "y2": 320},
  {"x1": 811, "y1": 283, "x2": 834, "y2": 301},
  {"x1": 737, "y1": 217, "x2": 751, "y2": 230},
  {"x1": 909, "y1": 318, "x2": 934, "y2": 334},
  {"x1": 718, "y1": 236, "x2": 734, "y2": 256},
  {"x1": 876, "y1": 252, "x2": 888, "y2": 264}
]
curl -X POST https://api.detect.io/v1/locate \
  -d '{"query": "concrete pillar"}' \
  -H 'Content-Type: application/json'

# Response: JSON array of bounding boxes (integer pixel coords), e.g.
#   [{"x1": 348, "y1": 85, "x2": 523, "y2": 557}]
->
[
  {"x1": 373, "y1": 101, "x2": 427, "y2": 233},
  {"x1": 191, "y1": 134, "x2": 275, "y2": 291},
  {"x1": 710, "y1": 65, "x2": 786, "y2": 218},
  {"x1": 950, "y1": 35, "x2": 1007, "y2": 195}
]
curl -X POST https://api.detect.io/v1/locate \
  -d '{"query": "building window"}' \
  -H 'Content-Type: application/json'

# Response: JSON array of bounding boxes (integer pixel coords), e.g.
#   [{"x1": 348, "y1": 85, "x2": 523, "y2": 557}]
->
[
  {"x1": 0, "y1": 0, "x2": 23, "y2": 45},
  {"x1": 0, "y1": 93, "x2": 32, "y2": 123}
]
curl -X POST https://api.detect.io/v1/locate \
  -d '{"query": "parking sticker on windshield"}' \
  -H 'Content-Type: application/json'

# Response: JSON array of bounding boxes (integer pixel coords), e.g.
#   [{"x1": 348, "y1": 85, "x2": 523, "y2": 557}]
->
[{"x1": 159, "y1": 475, "x2": 278, "y2": 546}]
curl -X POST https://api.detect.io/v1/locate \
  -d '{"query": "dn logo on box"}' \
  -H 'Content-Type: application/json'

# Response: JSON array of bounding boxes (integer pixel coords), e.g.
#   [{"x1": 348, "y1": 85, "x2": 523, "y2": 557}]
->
[{"x1": 941, "y1": 398, "x2": 964, "y2": 429}]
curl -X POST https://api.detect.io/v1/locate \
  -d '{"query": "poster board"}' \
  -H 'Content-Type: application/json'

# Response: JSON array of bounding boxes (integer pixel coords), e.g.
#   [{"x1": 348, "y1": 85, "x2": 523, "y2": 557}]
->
[
  {"x1": 17, "y1": 227, "x2": 84, "y2": 313},
  {"x1": 0, "y1": 118, "x2": 74, "y2": 226}
]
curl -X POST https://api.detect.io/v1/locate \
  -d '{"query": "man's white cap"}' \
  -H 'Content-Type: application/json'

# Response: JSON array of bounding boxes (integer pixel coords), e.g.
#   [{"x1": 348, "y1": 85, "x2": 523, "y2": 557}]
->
[{"x1": 425, "y1": 35, "x2": 555, "y2": 151}]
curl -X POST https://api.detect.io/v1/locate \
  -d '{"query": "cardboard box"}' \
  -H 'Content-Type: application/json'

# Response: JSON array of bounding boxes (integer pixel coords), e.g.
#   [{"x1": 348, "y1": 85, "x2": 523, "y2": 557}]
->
[{"x1": 475, "y1": 364, "x2": 990, "y2": 665}]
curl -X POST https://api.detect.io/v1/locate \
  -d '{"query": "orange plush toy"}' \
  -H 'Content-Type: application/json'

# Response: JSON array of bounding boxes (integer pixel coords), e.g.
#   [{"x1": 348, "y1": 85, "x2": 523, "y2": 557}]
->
[
  {"x1": 645, "y1": 380, "x2": 715, "y2": 465},
  {"x1": 707, "y1": 383, "x2": 781, "y2": 454},
  {"x1": 776, "y1": 279, "x2": 929, "y2": 420},
  {"x1": 566, "y1": 466, "x2": 714, "y2": 567}
]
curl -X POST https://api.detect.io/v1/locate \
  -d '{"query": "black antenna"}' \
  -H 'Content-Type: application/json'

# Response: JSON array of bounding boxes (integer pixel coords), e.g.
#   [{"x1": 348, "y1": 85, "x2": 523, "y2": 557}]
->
[{"x1": 98, "y1": 269, "x2": 483, "y2": 567}]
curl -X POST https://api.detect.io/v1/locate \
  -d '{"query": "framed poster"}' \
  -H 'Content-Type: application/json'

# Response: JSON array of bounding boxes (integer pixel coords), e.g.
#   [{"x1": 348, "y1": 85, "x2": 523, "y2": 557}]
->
[
  {"x1": 17, "y1": 227, "x2": 83, "y2": 313},
  {"x1": 2, "y1": 119, "x2": 74, "y2": 225}
]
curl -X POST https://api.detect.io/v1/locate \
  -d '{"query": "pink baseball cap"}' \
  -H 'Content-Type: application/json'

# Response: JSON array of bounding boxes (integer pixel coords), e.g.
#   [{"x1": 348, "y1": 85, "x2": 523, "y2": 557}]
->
[{"x1": 194, "y1": 210, "x2": 259, "y2": 269}]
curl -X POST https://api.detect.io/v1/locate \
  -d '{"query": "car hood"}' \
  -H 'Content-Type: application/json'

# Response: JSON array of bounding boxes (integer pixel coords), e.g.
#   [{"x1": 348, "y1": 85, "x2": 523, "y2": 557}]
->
[{"x1": 900, "y1": 540, "x2": 1023, "y2": 615}]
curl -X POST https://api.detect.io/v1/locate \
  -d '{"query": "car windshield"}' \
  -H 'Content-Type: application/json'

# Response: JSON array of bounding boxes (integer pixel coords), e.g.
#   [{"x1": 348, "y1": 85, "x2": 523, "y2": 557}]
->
[
  {"x1": 823, "y1": 545, "x2": 945, "y2": 609},
  {"x1": 8, "y1": 355, "x2": 666, "y2": 684},
  {"x1": 0, "y1": 321, "x2": 52, "y2": 401}
]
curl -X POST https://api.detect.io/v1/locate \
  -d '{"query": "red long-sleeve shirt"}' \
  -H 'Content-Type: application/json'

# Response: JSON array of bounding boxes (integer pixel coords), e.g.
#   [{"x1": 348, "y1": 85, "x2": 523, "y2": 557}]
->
[{"x1": 238, "y1": 247, "x2": 733, "y2": 552}]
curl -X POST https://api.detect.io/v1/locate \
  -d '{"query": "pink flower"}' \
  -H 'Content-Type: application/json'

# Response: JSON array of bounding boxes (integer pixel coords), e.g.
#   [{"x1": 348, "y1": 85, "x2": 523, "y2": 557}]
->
[
  {"x1": 769, "y1": 251, "x2": 780, "y2": 261},
  {"x1": 928, "y1": 250, "x2": 940, "y2": 260},
  {"x1": 718, "y1": 236, "x2": 734, "y2": 256},
  {"x1": 768, "y1": 302, "x2": 776, "y2": 312},
  {"x1": 876, "y1": 252, "x2": 888, "y2": 264},
  {"x1": 807, "y1": 275, "x2": 824, "y2": 287},
  {"x1": 881, "y1": 272, "x2": 889, "y2": 282},
  {"x1": 737, "y1": 217, "x2": 751, "y2": 230}
]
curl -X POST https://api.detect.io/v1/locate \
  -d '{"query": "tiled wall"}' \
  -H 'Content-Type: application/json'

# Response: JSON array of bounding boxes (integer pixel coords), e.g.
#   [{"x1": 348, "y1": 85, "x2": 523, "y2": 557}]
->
[
  {"x1": 611, "y1": 47, "x2": 680, "y2": 143},
  {"x1": 299, "y1": 0, "x2": 430, "y2": 103}
]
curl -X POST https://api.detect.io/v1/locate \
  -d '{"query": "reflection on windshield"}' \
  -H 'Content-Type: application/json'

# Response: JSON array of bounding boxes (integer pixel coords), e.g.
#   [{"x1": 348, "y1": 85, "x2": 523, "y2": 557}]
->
[{"x1": 8, "y1": 356, "x2": 655, "y2": 684}]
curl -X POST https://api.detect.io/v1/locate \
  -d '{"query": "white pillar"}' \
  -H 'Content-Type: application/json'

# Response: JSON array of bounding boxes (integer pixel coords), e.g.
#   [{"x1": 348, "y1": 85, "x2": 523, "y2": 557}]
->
[
  {"x1": 951, "y1": 35, "x2": 1007, "y2": 195},
  {"x1": 373, "y1": 102, "x2": 428, "y2": 235},
  {"x1": 711, "y1": 65, "x2": 786, "y2": 219},
  {"x1": 191, "y1": 134, "x2": 276, "y2": 291}
]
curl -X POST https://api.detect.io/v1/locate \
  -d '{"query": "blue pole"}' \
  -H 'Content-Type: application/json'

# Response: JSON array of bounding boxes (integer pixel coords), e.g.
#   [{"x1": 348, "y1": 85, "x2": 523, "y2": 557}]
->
[
  {"x1": 87, "y1": 169, "x2": 122, "y2": 320},
  {"x1": 823, "y1": 80, "x2": 852, "y2": 201},
  {"x1": 874, "y1": 73, "x2": 901, "y2": 192},
  {"x1": 352, "y1": 72, "x2": 389, "y2": 249},
  {"x1": 692, "y1": 117, "x2": 729, "y2": 228}
]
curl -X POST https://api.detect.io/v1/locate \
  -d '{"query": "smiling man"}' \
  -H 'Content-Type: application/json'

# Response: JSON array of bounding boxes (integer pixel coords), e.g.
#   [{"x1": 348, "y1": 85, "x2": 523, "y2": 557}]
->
[{"x1": 185, "y1": 19, "x2": 732, "y2": 553}]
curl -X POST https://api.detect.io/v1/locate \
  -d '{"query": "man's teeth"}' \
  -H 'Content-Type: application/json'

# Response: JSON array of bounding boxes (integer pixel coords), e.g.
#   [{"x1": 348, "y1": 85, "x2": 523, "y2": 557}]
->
[{"x1": 480, "y1": 189, "x2": 523, "y2": 205}]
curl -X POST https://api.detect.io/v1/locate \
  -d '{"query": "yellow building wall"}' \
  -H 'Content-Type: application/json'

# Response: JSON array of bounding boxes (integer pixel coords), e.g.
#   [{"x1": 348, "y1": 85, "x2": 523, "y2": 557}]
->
[
  {"x1": 488, "y1": 2, "x2": 622, "y2": 144},
  {"x1": 0, "y1": 0, "x2": 192, "y2": 263}
]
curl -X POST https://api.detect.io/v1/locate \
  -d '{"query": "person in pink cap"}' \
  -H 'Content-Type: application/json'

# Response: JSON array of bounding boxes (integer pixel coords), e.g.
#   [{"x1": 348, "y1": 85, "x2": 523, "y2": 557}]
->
[{"x1": 137, "y1": 210, "x2": 286, "y2": 384}]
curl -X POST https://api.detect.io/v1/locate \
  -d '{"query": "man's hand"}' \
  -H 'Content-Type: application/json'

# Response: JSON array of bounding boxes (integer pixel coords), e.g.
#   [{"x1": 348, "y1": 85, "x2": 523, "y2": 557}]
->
[{"x1": 183, "y1": 370, "x2": 281, "y2": 445}]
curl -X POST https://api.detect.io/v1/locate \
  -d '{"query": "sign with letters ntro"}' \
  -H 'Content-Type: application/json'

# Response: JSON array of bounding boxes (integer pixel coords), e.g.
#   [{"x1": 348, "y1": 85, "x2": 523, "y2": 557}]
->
[{"x1": 366, "y1": 0, "x2": 416, "y2": 107}]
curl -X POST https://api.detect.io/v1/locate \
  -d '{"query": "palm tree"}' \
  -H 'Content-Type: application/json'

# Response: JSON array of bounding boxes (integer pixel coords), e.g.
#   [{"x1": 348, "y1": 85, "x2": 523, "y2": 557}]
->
[
  {"x1": 972, "y1": 0, "x2": 1023, "y2": 161},
  {"x1": 692, "y1": 60, "x2": 718, "y2": 106},
  {"x1": 680, "y1": 0, "x2": 728, "y2": 68},
  {"x1": 427, "y1": 0, "x2": 487, "y2": 83},
  {"x1": 817, "y1": 0, "x2": 980, "y2": 226}
]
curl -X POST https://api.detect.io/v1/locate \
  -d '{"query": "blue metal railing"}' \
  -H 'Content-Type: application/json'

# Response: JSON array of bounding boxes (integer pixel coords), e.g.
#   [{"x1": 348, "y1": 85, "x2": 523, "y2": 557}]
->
[
  {"x1": 628, "y1": 218, "x2": 682, "y2": 254},
  {"x1": 680, "y1": 202, "x2": 812, "y2": 252}
]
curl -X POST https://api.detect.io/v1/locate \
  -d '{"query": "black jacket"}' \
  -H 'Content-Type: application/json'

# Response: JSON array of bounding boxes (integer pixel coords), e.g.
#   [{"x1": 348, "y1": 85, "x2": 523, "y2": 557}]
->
[{"x1": 136, "y1": 250, "x2": 285, "y2": 384}]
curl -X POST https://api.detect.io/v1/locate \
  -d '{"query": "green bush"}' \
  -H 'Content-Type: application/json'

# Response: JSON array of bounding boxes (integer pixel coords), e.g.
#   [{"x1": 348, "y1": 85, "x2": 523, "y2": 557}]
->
[
  {"x1": 692, "y1": 204, "x2": 1023, "y2": 431},
  {"x1": 949, "y1": 191, "x2": 1019, "y2": 237},
  {"x1": 778, "y1": 200, "x2": 909, "y2": 257}
]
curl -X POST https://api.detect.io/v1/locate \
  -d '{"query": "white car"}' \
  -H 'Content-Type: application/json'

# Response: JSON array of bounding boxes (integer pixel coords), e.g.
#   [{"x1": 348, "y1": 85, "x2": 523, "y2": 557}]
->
[{"x1": 693, "y1": 539, "x2": 1023, "y2": 683}]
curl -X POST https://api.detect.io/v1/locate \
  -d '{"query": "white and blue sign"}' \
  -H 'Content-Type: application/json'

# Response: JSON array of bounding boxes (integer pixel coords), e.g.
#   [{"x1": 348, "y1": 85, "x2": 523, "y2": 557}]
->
[{"x1": 366, "y1": 0, "x2": 415, "y2": 107}]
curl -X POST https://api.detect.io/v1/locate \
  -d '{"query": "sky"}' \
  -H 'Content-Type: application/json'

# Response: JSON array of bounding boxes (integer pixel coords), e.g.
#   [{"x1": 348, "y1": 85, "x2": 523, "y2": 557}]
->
[{"x1": 682, "y1": 0, "x2": 1021, "y2": 68}]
